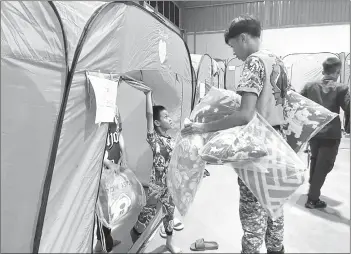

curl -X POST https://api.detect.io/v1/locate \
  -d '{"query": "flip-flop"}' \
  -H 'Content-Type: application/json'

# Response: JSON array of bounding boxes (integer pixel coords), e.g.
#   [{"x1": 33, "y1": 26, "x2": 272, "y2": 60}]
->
[
  {"x1": 159, "y1": 219, "x2": 184, "y2": 236},
  {"x1": 173, "y1": 218, "x2": 184, "y2": 231},
  {"x1": 190, "y1": 238, "x2": 219, "y2": 251},
  {"x1": 159, "y1": 226, "x2": 167, "y2": 238}
]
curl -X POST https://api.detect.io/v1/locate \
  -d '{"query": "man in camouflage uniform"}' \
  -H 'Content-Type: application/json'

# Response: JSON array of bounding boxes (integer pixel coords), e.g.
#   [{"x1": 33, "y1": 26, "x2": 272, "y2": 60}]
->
[{"x1": 182, "y1": 15, "x2": 287, "y2": 253}]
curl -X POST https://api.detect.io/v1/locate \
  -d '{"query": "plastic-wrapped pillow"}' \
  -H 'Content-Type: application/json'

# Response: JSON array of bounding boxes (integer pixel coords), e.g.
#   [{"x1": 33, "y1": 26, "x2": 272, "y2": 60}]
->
[
  {"x1": 229, "y1": 114, "x2": 306, "y2": 219},
  {"x1": 167, "y1": 87, "x2": 242, "y2": 216},
  {"x1": 200, "y1": 125, "x2": 268, "y2": 164},
  {"x1": 283, "y1": 91, "x2": 338, "y2": 153},
  {"x1": 166, "y1": 134, "x2": 206, "y2": 216},
  {"x1": 191, "y1": 87, "x2": 241, "y2": 124},
  {"x1": 191, "y1": 87, "x2": 242, "y2": 143}
]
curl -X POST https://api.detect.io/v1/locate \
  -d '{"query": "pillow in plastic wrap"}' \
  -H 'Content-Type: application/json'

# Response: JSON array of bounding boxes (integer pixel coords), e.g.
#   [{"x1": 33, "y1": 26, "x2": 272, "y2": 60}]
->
[
  {"x1": 200, "y1": 125, "x2": 268, "y2": 164},
  {"x1": 283, "y1": 91, "x2": 338, "y2": 153},
  {"x1": 96, "y1": 166, "x2": 146, "y2": 229},
  {"x1": 191, "y1": 87, "x2": 241, "y2": 124},
  {"x1": 229, "y1": 114, "x2": 306, "y2": 219},
  {"x1": 167, "y1": 134, "x2": 206, "y2": 216},
  {"x1": 191, "y1": 87, "x2": 242, "y2": 143}
]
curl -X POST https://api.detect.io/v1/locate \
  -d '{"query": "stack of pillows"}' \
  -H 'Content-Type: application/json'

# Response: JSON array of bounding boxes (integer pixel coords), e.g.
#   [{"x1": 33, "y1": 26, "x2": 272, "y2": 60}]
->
[{"x1": 167, "y1": 87, "x2": 338, "y2": 217}]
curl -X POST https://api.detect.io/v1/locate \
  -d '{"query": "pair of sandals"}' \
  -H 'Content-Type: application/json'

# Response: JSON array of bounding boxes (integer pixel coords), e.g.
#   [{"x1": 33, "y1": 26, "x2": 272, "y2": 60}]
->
[{"x1": 159, "y1": 218, "x2": 184, "y2": 238}]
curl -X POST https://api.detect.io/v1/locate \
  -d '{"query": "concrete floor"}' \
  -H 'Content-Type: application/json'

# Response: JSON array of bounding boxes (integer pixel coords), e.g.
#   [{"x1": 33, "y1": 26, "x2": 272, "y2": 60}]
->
[{"x1": 144, "y1": 138, "x2": 350, "y2": 253}]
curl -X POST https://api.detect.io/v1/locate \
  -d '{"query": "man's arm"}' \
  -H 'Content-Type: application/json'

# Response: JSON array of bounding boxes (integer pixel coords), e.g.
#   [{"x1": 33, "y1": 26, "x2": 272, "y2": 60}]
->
[
  {"x1": 203, "y1": 56, "x2": 264, "y2": 132},
  {"x1": 300, "y1": 83, "x2": 308, "y2": 97},
  {"x1": 145, "y1": 91, "x2": 154, "y2": 133},
  {"x1": 338, "y1": 85, "x2": 350, "y2": 113}
]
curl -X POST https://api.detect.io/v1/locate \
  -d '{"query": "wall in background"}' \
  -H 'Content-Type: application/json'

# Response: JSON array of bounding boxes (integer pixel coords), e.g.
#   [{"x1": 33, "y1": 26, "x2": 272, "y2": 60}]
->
[
  {"x1": 182, "y1": 0, "x2": 350, "y2": 32},
  {"x1": 186, "y1": 24, "x2": 350, "y2": 60}
]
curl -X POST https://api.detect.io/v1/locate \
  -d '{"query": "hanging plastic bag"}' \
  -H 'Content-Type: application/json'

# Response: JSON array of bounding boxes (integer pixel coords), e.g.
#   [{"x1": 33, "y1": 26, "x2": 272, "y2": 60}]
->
[
  {"x1": 96, "y1": 165, "x2": 146, "y2": 229},
  {"x1": 283, "y1": 91, "x2": 338, "y2": 153}
]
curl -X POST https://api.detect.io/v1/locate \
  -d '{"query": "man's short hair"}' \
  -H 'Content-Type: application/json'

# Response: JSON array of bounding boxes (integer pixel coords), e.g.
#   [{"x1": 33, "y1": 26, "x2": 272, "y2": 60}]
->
[
  {"x1": 224, "y1": 15, "x2": 262, "y2": 44},
  {"x1": 322, "y1": 57, "x2": 342, "y2": 75}
]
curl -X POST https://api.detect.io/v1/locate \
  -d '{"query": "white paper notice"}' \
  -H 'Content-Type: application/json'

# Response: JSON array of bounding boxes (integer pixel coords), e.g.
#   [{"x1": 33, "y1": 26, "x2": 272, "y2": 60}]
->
[{"x1": 87, "y1": 75, "x2": 118, "y2": 124}]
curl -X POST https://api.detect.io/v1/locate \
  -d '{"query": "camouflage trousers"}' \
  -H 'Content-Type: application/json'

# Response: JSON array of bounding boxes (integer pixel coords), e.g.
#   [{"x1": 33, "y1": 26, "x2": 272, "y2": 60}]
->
[
  {"x1": 134, "y1": 183, "x2": 175, "y2": 236},
  {"x1": 238, "y1": 178, "x2": 284, "y2": 253}
]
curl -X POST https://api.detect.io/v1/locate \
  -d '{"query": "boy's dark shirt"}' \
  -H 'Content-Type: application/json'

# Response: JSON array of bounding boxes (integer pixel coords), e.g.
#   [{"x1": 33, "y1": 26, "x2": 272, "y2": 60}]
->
[
  {"x1": 105, "y1": 119, "x2": 122, "y2": 164},
  {"x1": 301, "y1": 78, "x2": 350, "y2": 139}
]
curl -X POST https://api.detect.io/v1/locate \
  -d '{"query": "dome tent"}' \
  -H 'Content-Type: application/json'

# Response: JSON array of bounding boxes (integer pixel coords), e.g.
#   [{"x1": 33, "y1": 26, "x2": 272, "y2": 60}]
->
[
  {"x1": 190, "y1": 53, "x2": 219, "y2": 105},
  {"x1": 215, "y1": 59, "x2": 226, "y2": 89},
  {"x1": 1, "y1": 1, "x2": 194, "y2": 253},
  {"x1": 282, "y1": 52, "x2": 341, "y2": 92},
  {"x1": 224, "y1": 57, "x2": 243, "y2": 92}
]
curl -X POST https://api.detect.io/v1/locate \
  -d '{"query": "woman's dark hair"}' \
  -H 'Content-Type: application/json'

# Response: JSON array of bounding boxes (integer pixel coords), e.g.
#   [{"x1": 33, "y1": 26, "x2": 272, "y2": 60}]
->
[
  {"x1": 153, "y1": 105, "x2": 166, "y2": 122},
  {"x1": 224, "y1": 15, "x2": 262, "y2": 44},
  {"x1": 322, "y1": 57, "x2": 342, "y2": 75}
]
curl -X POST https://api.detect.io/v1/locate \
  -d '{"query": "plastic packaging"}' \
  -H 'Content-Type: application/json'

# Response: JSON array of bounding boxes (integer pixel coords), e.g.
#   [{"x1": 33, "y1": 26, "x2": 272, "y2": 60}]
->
[
  {"x1": 229, "y1": 114, "x2": 306, "y2": 219},
  {"x1": 283, "y1": 91, "x2": 338, "y2": 153},
  {"x1": 166, "y1": 134, "x2": 206, "y2": 216},
  {"x1": 96, "y1": 166, "x2": 146, "y2": 229}
]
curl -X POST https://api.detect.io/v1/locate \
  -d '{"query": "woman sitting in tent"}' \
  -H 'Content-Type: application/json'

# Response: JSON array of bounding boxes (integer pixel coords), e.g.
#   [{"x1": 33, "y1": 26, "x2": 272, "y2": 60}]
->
[
  {"x1": 132, "y1": 90, "x2": 183, "y2": 253},
  {"x1": 95, "y1": 112, "x2": 127, "y2": 253}
]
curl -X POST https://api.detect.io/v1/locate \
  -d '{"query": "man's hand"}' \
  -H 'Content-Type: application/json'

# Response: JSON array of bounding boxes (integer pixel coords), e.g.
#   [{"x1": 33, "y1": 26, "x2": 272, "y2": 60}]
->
[{"x1": 181, "y1": 122, "x2": 206, "y2": 136}]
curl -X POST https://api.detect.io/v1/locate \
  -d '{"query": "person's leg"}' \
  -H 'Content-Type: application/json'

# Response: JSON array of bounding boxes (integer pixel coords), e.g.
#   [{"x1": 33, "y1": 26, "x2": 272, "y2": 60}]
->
[
  {"x1": 102, "y1": 226, "x2": 114, "y2": 253},
  {"x1": 133, "y1": 186, "x2": 158, "y2": 235},
  {"x1": 308, "y1": 140, "x2": 319, "y2": 185},
  {"x1": 238, "y1": 178, "x2": 267, "y2": 254},
  {"x1": 95, "y1": 219, "x2": 103, "y2": 252},
  {"x1": 265, "y1": 213, "x2": 284, "y2": 253},
  {"x1": 307, "y1": 139, "x2": 341, "y2": 208},
  {"x1": 160, "y1": 189, "x2": 181, "y2": 253},
  {"x1": 95, "y1": 220, "x2": 119, "y2": 253}
]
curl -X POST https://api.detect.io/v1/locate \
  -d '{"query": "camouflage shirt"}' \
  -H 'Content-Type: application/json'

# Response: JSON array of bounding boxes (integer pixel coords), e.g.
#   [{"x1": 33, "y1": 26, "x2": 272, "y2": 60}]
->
[{"x1": 147, "y1": 131, "x2": 175, "y2": 187}]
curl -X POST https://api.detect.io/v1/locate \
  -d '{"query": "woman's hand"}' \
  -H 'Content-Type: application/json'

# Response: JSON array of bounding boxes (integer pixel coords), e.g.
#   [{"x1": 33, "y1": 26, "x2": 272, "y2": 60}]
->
[{"x1": 181, "y1": 122, "x2": 206, "y2": 136}]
